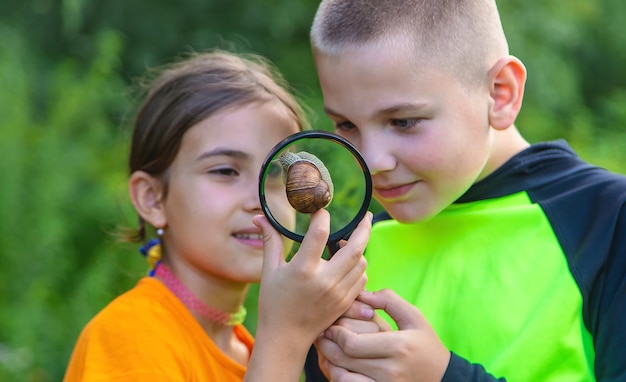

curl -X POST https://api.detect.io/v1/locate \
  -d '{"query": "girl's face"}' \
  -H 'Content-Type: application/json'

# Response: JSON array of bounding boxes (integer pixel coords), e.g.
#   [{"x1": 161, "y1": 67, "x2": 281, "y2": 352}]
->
[{"x1": 160, "y1": 101, "x2": 299, "y2": 284}]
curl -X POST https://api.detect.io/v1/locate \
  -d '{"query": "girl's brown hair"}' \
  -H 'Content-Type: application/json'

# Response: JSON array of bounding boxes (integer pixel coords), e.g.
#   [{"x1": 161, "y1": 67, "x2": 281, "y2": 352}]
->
[{"x1": 125, "y1": 50, "x2": 309, "y2": 243}]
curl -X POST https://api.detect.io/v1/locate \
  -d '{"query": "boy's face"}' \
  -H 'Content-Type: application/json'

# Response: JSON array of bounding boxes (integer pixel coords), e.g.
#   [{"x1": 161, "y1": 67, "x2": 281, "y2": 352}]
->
[{"x1": 315, "y1": 41, "x2": 496, "y2": 223}]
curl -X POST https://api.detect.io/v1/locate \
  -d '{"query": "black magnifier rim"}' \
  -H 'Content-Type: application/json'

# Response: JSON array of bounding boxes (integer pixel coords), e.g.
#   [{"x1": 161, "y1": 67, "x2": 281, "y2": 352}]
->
[{"x1": 259, "y1": 130, "x2": 372, "y2": 245}]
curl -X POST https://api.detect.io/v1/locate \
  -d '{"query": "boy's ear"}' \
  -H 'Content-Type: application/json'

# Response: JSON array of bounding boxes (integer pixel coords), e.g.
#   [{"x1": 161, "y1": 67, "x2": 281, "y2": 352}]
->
[
  {"x1": 128, "y1": 171, "x2": 167, "y2": 229},
  {"x1": 487, "y1": 56, "x2": 527, "y2": 130}
]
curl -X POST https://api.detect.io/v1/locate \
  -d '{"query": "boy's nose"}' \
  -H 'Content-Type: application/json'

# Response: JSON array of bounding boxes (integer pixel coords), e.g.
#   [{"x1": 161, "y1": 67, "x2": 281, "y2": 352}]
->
[{"x1": 360, "y1": 135, "x2": 396, "y2": 175}]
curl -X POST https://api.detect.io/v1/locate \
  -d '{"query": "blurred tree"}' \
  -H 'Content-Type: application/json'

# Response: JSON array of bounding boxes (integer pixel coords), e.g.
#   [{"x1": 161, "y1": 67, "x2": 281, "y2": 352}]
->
[
  {"x1": 0, "y1": 25, "x2": 143, "y2": 381},
  {"x1": 0, "y1": 1, "x2": 625, "y2": 380},
  {"x1": 498, "y1": 0, "x2": 626, "y2": 169}
]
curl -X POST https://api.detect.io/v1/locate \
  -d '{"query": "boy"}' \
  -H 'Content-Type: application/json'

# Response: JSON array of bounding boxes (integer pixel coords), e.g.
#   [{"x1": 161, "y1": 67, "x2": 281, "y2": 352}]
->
[{"x1": 305, "y1": 0, "x2": 626, "y2": 381}]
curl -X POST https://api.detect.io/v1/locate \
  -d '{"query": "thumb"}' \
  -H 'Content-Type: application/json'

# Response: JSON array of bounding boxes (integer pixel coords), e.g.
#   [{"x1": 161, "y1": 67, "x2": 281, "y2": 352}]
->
[
  {"x1": 252, "y1": 214, "x2": 284, "y2": 270},
  {"x1": 356, "y1": 289, "x2": 426, "y2": 331}
]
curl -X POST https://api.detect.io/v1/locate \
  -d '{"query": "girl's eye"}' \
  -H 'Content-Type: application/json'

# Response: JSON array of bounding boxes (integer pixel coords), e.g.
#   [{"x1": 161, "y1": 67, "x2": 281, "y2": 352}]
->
[
  {"x1": 266, "y1": 160, "x2": 284, "y2": 180},
  {"x1": 390, "y1": 118, "x2": 420, "y2": 130},
  {"x1": 210, "y1": 167, "x2": 239, "y2": 176},
  {"x1": 264, "y1": 160, "x2": 285, "y2": 189}
]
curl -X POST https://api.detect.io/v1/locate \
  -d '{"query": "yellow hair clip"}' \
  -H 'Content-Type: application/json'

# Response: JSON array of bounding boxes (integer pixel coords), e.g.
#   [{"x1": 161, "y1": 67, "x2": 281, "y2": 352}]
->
[
  {"x1": 147, "y1": 244, "x2": 162, "y2": 268},
  {"x1": 139, "y1": 238, "x2": 162, "y2": 274}
]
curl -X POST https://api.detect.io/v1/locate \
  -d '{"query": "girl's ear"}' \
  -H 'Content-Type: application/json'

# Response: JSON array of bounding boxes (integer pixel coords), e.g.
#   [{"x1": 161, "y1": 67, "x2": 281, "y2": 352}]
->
[
  {"x1": 129, "y1": 171, "x2": 167, "y2": 229},
  {"x1": 487, "y1": 55, "x2": 527, "y2": 130}
]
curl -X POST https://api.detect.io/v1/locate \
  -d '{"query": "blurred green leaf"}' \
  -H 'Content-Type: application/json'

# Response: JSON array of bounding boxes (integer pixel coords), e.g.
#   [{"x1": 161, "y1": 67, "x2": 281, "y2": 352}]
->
[{"x1": 1, "y1": 1, "x2": 625, "y2": 380}]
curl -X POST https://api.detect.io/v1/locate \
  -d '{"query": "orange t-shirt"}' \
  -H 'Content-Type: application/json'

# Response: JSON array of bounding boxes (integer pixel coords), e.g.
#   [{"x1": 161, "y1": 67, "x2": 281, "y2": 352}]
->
[{"x1": 63, "y1": 277, "x2": 254, "y2": 382}]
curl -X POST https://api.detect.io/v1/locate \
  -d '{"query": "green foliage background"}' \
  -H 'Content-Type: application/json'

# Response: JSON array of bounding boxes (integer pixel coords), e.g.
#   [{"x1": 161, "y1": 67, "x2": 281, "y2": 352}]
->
[{"x1": 0, "y1": 1, "x2": 625, "y2": 380}]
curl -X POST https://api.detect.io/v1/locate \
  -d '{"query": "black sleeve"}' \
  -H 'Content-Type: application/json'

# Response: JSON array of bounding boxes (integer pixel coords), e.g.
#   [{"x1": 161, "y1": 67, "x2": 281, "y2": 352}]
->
[
  {"x1": 442, "y1": 352, "x2": 506, "y2": 382},
  {"x1": 572, "y1": 198, "x2": 626, "y2": 381},
  {"x1": 304, "y1": 347, "x2": 507, "y2": 382},
  {"x1": 304, "y1": 345, "x2": 329, "y2": 382},
  {"x1": 529, "y1": 168, "x2": 626, "y2": 380}
]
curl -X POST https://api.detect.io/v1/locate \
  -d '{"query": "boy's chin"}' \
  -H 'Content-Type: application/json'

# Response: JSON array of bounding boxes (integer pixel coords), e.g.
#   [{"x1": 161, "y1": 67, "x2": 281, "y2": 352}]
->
[{"x1": 384, "y1": 203, "x2": 442, "y2": 224}]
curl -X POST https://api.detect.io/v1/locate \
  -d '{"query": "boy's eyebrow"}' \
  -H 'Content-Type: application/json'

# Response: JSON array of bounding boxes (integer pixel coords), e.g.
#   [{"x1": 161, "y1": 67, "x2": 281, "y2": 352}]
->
[
  {"x1": 196, "y1": 148, "x2": 249, "y2": 162},
  {"x1": 374, "y1": 103, "x2": 428, "y2": 117},
  {"x1": 324, "y1": 102, "x2": 428, "y2": 119},
  {"x1": 323, "y1": 106, "x2": 343, "y2": 118}
]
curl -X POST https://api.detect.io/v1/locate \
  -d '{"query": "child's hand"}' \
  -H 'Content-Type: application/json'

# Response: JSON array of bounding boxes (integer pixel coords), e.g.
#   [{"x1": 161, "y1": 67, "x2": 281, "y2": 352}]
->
[
  {"x1": 252, "y1": 209, "x2": 371, "y2": 346},
  {"x1": 317, "y1": 289, "x2": 450, "y2": 382},
  {"x1": 331, "y1": 295, "x2": 393, "y2": 333},
  {"x1": 315, "y1": 296, "x2": 391, "y2": 379}
]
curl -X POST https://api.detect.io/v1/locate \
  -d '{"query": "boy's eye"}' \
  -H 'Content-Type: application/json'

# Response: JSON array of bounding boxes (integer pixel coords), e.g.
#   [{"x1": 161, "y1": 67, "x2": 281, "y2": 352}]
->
[
  {"x1": 390, "y1": 118, "x2": 419, "y2": 130},
  {"x1": 334, "y1": 120, "x2": 357, "y2": 133}
]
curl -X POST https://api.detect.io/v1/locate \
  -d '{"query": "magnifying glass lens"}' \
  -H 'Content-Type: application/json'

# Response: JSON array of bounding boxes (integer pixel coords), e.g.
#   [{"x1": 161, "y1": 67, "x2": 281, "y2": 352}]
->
[{"x1": 259, "y1": 131, "x2": 372, "y2": 253}]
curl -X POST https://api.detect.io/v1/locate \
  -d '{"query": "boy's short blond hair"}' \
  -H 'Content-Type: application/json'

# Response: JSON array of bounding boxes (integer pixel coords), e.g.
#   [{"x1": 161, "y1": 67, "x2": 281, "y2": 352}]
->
[{"x1": 311, "y1": 0, "x2": 509, "y2": 86}]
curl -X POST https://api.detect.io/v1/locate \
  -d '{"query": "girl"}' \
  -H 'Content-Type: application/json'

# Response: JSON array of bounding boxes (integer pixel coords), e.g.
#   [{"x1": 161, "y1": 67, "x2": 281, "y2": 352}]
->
[{"x1": 63, "y1": 50, "x2": 371, "y2": 381}]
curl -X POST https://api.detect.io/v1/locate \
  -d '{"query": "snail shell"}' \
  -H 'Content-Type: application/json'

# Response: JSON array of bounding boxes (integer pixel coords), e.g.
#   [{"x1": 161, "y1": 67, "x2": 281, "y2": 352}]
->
[{"x1": 279, "y1": 151, "x2": 334, "y2": 214}]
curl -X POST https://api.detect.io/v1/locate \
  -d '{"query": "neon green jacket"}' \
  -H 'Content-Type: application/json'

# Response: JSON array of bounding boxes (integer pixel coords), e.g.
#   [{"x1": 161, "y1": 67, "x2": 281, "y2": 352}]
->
[{"x1": 365, "y1": 141, "x2": 626, "y2": 381}]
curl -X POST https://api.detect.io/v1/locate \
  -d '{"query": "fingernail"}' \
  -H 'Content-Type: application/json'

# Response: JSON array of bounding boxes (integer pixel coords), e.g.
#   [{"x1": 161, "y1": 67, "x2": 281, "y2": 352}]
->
[{"x1": 361, "y1": 306, "x2": 375, "y2": 319}]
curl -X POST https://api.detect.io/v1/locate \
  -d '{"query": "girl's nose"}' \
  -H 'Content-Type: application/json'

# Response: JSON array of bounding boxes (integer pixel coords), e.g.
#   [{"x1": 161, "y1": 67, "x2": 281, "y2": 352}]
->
[{"x1": 243, "y1": 180, "x2": 263, "y2": 213}]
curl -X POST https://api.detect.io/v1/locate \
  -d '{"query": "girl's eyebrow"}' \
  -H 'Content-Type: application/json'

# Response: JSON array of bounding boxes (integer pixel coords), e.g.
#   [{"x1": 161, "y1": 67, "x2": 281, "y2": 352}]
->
[{"x1": 196, "y1": 148, "x2": 249, "y2": 162}]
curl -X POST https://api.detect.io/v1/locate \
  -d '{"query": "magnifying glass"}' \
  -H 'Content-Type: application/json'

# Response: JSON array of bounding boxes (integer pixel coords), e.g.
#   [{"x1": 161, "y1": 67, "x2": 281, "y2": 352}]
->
[{"x1": 259, "y1": 130, "x2": 372, "y2": 257}]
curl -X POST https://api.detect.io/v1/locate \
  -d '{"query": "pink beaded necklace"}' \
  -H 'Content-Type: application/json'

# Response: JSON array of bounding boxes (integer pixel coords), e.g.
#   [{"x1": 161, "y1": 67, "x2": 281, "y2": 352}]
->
[{"x1": 154, "y1": 263, "x2": 247, "y2": 326}]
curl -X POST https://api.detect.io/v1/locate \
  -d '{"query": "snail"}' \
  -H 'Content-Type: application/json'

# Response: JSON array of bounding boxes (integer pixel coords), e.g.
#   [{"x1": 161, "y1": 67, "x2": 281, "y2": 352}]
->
[{"x1": 278, "y1": 151, "x2": 334, "y2": 214}]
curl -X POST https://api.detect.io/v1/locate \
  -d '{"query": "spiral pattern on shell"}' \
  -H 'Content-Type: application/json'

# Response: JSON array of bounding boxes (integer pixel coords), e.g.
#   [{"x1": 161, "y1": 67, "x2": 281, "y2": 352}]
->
[{"x1": 279, "y1": 151, "x2": 334, "y2": 213}]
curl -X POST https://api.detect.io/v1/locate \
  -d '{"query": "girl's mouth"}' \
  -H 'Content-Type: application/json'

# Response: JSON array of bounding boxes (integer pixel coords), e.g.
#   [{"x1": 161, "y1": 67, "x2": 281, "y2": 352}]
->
[
  {"x1": 233, "y1": 233, "x2": 263, "y2": 240},
  {"x1": 233, "y1": 232, "x2": 264, "y2": 249}
]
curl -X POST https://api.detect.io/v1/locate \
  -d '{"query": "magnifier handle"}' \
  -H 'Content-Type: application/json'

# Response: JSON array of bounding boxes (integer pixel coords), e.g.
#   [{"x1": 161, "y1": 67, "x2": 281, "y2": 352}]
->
[{"x1": 326, "y1": 240, "x2": 341, "y2": 258}]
